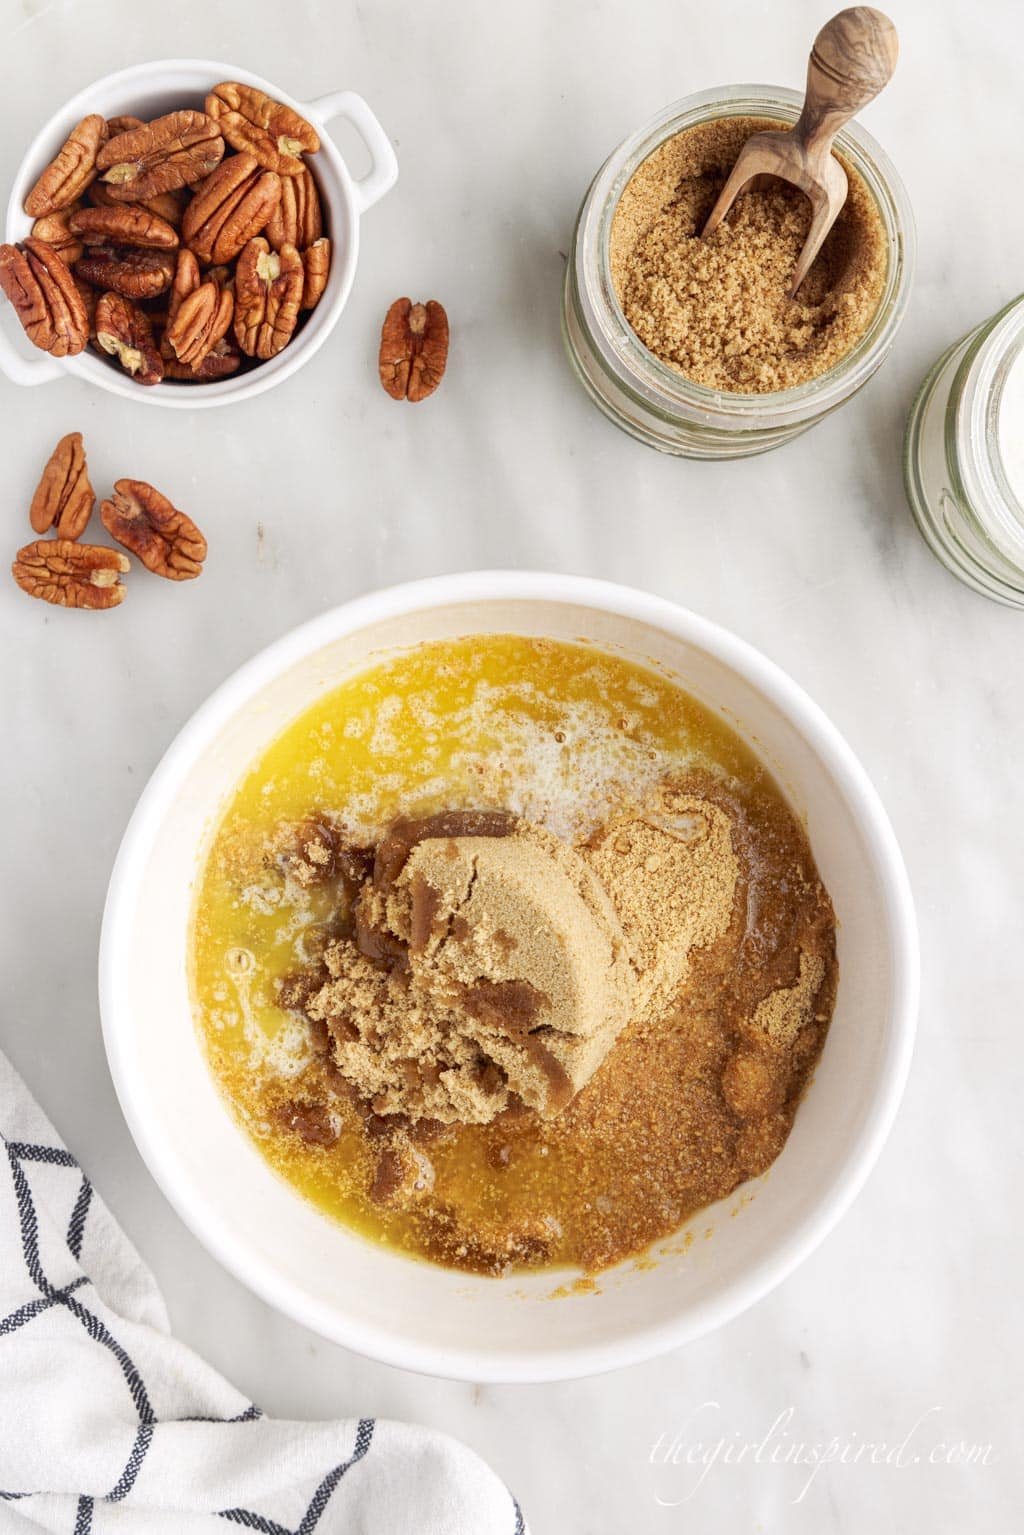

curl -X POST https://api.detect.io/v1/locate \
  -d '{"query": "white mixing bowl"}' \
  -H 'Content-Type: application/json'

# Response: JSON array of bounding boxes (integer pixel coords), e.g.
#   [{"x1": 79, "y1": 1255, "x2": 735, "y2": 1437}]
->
[
  {"x1": 1, "y1": 59, "x2": 397, "y2": 405},
  {"x1": 99, "y1": 573, "x2": 918, "y2": 1382}
]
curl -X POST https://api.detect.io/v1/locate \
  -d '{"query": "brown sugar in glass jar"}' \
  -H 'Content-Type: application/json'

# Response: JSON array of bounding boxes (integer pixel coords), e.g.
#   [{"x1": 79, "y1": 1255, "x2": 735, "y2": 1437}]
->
[{"x1": 562, "y1": 85, "x2": 915, "y2": 459}]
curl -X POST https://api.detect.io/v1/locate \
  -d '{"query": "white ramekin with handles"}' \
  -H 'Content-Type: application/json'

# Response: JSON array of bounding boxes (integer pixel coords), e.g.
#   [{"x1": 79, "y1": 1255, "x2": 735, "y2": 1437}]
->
[
  {"x1": 99, "y1": 573, "x2": 919, "y2": 1382},
  {"x1": 1, "y1": 59, "x2": 397, "y2": 406}
]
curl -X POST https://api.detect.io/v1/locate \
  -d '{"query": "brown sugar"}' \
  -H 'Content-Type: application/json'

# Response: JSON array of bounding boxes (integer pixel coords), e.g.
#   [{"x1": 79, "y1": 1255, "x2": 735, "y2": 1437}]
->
[
  {"x1": 583, "y1": 785, "x2": 737, "y2": 1018},
  {"x1": 610, "y1": 116, "x2": 888, "y2": 392},
  {"x1": 271, "y1": 769, "x2": 837, "y2": 1273},
  {"x1": 301, "y1": 814, "x2": 617, "y2": 1124}
]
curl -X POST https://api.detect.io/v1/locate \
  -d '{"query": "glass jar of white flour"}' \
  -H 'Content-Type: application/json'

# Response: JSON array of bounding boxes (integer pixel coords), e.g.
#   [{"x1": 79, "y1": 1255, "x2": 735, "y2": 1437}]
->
[{"x1": 904, "y1": 297, "x2": 1024, "y2": 607}]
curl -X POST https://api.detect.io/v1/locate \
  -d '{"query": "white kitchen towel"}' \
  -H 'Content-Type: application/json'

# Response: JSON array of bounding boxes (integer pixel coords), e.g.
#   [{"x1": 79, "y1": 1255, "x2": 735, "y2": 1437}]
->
[{"x1": 0, "y1": 1050, "x2": 526, "y2": 1534}]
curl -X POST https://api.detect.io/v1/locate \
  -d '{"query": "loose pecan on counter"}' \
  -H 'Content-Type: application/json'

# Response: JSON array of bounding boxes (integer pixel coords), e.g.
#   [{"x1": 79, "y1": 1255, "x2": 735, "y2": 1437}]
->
[
  {"x1": 76, "y1": 247, "x2": 175, "y2": 301},
  {"x1": 100, "y1": 479, "x2": 206, "y2": 579},
  {"x1": 181, "y1": 154, "x2": 281, "y2": 265},
  {"x1": 233, "y1": 236, "x2": 302, "y2": 359},
  {"x1": 95, "y1": 291, "x2": 164, "y2": 383},
  {"x1": 96, "y1": 111, "x2": 224, "y2": 201},
  {"x1": 23, "y1": 115, "x2": 108, "y2": 218},
  {"x1": 69, "y1": 204, "x2": 179, "y2": 249},
  {"x1": 0, "y1": 239, "x2": 89, "y2": 356},
  {"x1": 29, "y1": 432, "x2": 94, "y2": 539},
  {"x1": 205, "y1": 83, "x2": 319, "y2": 174},
  {"x1": 379, "y1": 298, "x2": 449, "y2": 402},
  {"x1": 12, "y1": 539, "x2": 128, "y2": 609}
]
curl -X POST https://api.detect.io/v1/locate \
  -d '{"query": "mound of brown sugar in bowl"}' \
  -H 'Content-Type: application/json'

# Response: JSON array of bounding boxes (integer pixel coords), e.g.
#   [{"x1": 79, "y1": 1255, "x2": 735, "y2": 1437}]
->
[
  {"x1": 301, "y1": 798, "x2": 737, "y2": 1126},
  {"x1": 263, "y1": 771, "x2": 838, "y2": 1274},
  {"x1": 609, "y1": 116, "x2": 888, "y2": 392}
]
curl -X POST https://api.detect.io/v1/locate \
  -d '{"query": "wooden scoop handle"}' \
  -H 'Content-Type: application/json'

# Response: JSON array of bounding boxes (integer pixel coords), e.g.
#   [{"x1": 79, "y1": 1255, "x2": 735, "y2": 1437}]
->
[{"x1": 794, "y1": 7, "x2": 898, "y2": 157}]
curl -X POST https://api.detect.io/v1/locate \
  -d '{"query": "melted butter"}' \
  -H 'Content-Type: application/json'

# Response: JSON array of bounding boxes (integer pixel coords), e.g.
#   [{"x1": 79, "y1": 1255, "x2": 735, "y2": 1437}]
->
[{"x1": 190, "y1": 634, "x2": 803, "y2": 1273}]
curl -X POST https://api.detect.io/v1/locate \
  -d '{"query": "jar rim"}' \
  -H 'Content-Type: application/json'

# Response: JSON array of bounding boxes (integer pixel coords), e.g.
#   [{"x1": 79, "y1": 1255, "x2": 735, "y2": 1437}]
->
[
  {"x1": 575, "y1": 83, "x2": 916, "y2": 429},
  {"x1": 954, "y1": 295, "x2": 1024, "y2": 567}
]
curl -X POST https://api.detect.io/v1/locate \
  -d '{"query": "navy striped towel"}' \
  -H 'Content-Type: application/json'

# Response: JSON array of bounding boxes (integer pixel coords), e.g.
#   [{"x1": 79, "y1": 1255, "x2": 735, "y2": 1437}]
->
[{"x1": 0, "y1": 1050, "x2": 526, "y2": 1533}]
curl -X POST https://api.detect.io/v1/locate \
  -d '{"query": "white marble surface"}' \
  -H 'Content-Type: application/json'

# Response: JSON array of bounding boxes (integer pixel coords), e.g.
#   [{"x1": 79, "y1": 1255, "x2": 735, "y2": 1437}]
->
[{"x1": 1, "y1": 0, "x2": 1021, "y2": 1528}]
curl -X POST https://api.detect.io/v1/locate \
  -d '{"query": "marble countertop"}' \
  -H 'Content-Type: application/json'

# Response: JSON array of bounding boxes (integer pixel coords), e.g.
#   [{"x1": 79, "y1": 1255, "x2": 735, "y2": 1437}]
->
[{"x1": 1, "y1": 0, "x2": 1021, "y2": 1528}]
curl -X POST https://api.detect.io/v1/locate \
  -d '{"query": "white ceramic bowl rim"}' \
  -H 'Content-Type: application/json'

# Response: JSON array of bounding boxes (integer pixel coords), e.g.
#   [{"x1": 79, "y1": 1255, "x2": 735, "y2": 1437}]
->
[
  {"x1": 1, "y1": 58, "x2": 397, "y2": 406},
  {"x1": 99, "y1": 573, "x2": 919, "y2": 1381}
]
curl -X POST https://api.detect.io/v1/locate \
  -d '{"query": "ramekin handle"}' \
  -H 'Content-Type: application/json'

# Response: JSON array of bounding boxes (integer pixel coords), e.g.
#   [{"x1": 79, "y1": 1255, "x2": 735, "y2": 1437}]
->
[
  {"x1": 302, "y1": 90, "x2": 398, "y2": 213},
  {"x1": 0, "y1": 319, "x2": 65, "y2": 386}
]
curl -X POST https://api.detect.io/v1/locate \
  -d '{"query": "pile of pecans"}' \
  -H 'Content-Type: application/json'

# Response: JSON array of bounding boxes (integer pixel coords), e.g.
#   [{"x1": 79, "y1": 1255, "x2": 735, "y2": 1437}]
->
[
  {"x1": 0, "y1": 83, "x2": 331, "y2": 386},
  {"x1": 12, "y1": 432, "x2": 206, "y2": 608}
]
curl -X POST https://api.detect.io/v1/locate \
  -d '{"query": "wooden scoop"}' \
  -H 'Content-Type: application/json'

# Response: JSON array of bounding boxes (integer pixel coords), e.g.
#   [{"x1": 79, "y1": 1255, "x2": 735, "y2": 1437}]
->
[{"x1": 701, "y1": 7, "x2": 898, "y2": 297}]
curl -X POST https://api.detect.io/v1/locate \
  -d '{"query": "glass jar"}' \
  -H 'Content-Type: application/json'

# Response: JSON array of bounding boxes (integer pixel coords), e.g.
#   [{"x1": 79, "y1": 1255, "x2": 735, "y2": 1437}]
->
[
  {"x1": 903, "y1": 296, "x2": 1024, "y2": 608},
  {"x1": 562, "y1": 85, "x2": 915, "y2": 459}
]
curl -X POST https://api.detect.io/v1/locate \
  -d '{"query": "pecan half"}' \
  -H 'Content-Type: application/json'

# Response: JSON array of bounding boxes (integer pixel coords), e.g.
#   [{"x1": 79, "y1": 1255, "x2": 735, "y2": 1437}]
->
[
  {"x1": 181, "y1": 154, "x2": 281, "y2": 265},
  {"x1": 30, "y1": 206, "x2": 84, "y2": 266},
  {"x1": 265, "y1": 166, "x2": 322, "y2": 250},
  {"x1": 100, "y1": 479, "x2": 206, "y2": 579},
  {"x1": 70, "y1": 204, "x2": 179, "y2": 249},
  {"x1": 205, "y1": 83, "x2": 319, "y2": 175},
  {"x1": 379, "y1": 298, "x2": 449, "y2": 402},
  {"x1": 89, "y1": 180, "x2": 187, "y2": 227},
  {"x1": 97, "y1": 111, "x2": 224, "y2": 201},
  {"x1": 164, "y1": 335, "x2": 241, "y2": 380},
  {"x1": 13, "y1": 539, "x2": 128, "y2": 609},
  {"x1": 76, "y1": 247, "x2": 175, "y2": 300},
  {"x1": 160, "y1": 248, "x2": 199, "y2": 362},
  {"x1": 24, "y1": 115, "x2": 108, "y2": 218},
  {"x1": 75, "y1": 275, "x2": 98, "y2": 339},
  {"x1": 167, "y1": 247, "x2": 201, "y2": 313},
  {"x1": 146, "y1": 188, "x2": 188, "y2": 227},
  {"x1": 204, "y1": 264, "x2": 233, "y2": 290},
  {"x1": 165, "y1": 278, "x2": 234, "y2": 369},
  {"x1": 29, "y1": 432, "x2": 95, "y2": 538},
  {"x1": 106, "y1": 115, "x2": 145, "y2": 137},
  {"x1": 0, "y1": 239, "x2": 89, "y2": 356},
  {"x1": 233, "y1": 237, "x2": 303, "y2": 359},
  {"x1": 95, "y1": 291, "x2": 164, "y2": 383},
  {"x1": 301, "y1": 237, "x2": 331, "y2": 310}
]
